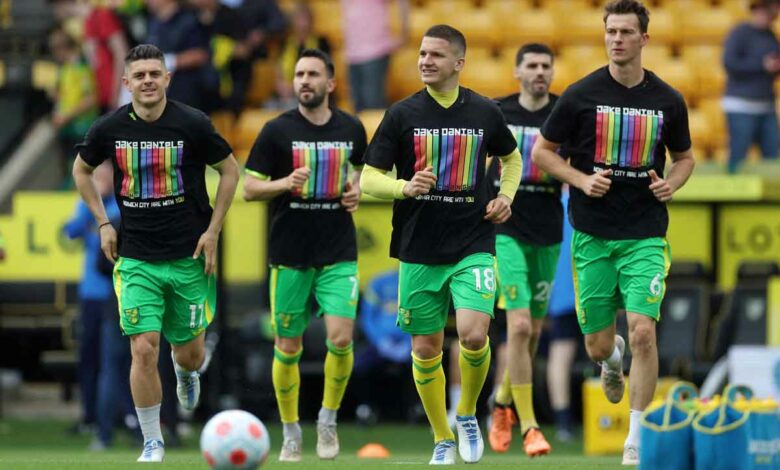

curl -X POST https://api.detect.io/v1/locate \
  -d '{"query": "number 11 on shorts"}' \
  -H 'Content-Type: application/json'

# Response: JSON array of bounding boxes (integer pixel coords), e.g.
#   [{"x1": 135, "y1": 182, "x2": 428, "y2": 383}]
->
[
  {"x1": 472, "y1": 267, "x2": 495, "y2": 292},
  {"x1": 189, "y1": 304, "x2": 205, "y2": 329}
]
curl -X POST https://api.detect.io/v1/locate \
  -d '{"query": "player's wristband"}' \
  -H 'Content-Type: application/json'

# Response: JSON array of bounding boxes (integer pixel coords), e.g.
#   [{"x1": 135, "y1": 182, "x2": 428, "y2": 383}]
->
[{"x1": 98, "y1": 221, "x2": 111, "y2": 230}]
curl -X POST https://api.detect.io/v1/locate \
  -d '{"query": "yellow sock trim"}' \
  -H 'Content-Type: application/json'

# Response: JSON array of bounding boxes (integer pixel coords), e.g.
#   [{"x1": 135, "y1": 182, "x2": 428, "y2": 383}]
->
[
  {"x1": 511, "y1": 383, "x2": 538, "y2": 434},
  {"x1": 272, "y1": 347, "x2": 301, "y2": 424},
  {"x1": 322, "y1": 342, "x2": 354, "y2": 410},
  {"x1": 495, "y1": 369, "x2": 512, "y2": 405},
  {"x1": 412, "y1": 352, "x2": 454, "y2": 443},
  {"x1": 456, "y1": 340, "x2": 491, "y2": 417}
]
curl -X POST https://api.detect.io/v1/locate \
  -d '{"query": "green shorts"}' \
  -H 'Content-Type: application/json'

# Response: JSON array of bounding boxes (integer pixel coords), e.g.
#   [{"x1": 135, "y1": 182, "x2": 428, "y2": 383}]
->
[
  {"x1": 495, "y1": 235, "x2": 561, "y2": 318},
  {"x1": 113, "y1": 256, "x2": 216, "y2": 345},
  {"x1": 572, "y1": 231, "x2": 671, "y2": 335},
  {"x1": 270, "y1": 261, "x2": 359, "y2": 338},
  {"x1": 398, "y1": 252, "x2": 496, "y2": 335}
]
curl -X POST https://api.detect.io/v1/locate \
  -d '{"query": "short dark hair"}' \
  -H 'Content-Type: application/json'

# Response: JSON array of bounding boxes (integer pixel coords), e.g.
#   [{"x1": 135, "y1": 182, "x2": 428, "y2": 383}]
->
[
  {"x1": 124, "y1": 44, "x2": 164, "y2": 66},
  {"x1": 515, "y1": 43, "x2": 554, "y2": 66},
  {"x1": 603, "y1": 0, "x2": 650, "y2": 34},
  {"x1": 298, "y1": 48, "x2": 335, "y2": 78},
  {"x1": 423, "y1": 24, "x2": 467, "y2": 56}
]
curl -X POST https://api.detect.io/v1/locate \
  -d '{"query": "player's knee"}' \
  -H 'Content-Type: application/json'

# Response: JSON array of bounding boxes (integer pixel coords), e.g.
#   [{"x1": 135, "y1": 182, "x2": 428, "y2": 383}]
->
[
  {"x1": 584, "y1": 336, "x2": 612, "y2": 362},
  {"x1": 459, "y1": 332, "x2": 487, "y2": 351},
  {"x1": 275, "y1": 337, "x2": 302, "y2": 355},
  {"x1": 131, "y1": 339, "x2": 159, "y2": 369},
  {"x1": 507, "y1": 315, "x2": 532, "y2": 342},
  {"x1": 177, "y1": 348, "x2": 205, "y2": 371},
  {"x1": 629, "y1": 324, "x2": 656, "y2": 355},
  {"x1": 412, "y1": 342, "x2": 442, "y2": 360},
  {"x1": 326, "y1": 334, "x2": 352, "y2": 349}
]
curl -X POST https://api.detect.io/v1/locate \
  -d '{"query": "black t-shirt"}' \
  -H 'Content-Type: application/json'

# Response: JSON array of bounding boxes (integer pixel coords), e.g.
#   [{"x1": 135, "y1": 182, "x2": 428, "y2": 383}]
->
[
  {"x1": 541, "y1": 67, "x2": 691, "y2": 240},
  {"x1": 245, "y1": 108, "x2": 367, "y2": 267},
  {"x1": 76, "y1": 100, "x2": 232, "y2": 261},
  {"x1": 488, "y1": 93, "x2": 563, "y2": 246},
  {"x1": 364, "y1": 87, "x2": 518, "y2": 264}
]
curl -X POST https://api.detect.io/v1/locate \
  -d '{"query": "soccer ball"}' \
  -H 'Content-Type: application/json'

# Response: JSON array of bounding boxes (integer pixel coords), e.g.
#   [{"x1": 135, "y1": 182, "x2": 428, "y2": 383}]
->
[{"x1": 200, "y1": 410, "x2": 271, "y2": 469}]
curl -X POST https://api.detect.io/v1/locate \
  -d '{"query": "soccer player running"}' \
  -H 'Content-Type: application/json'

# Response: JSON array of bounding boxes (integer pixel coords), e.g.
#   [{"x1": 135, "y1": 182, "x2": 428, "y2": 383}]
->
[
  {"x1": 72, "y1": 44, "x2": 240, "y2": 463},
  {"x1": 243, "y1": 49, "x2": 366, "y2": 462},
  {"x1": 361, "y1": 25, "x2": 523, "y2": 465},
  {"x1": 486, "y1": 43, "x2": 559, "y2": 457},
  {"x1": 531, "y1": 1, "x2": 695, "y2": 465}
]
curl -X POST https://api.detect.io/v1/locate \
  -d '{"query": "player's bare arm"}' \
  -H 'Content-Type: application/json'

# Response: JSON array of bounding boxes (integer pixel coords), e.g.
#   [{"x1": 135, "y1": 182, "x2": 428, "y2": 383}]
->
[
  {"x1": 194, "y1": 154, "x2": 239, "y2": 275},
  {"x1": 532, "y1": 135, "x2": 613, "y2": 198},
  {"x1": 340, "y1": 168, "x2": 362, "y2": 212},
  {"x1": 243, "y1": 166, "x2": 311, "y2": 201},
  {"x1": 648, "y1": 148, "x2": 695, "y2": 202},
  {"x1": 72, "y1": 154, "x2": 117, "y2": 262},
  {"x1": 402, "y1": 166, "x2": 437, "y2": 197}
]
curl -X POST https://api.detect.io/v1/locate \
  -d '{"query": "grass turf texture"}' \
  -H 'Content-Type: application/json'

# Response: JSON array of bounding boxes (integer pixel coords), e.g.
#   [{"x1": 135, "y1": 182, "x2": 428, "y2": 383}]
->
[{"x1": 0, "y1": 420, "x2": 626, "y2": 469}]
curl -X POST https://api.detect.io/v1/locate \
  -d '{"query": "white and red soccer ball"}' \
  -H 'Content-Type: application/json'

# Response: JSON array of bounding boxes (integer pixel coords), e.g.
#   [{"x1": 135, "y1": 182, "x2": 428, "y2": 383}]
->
[{"x1": 200, "y1": 410, "x2": 270, "y2": 469}]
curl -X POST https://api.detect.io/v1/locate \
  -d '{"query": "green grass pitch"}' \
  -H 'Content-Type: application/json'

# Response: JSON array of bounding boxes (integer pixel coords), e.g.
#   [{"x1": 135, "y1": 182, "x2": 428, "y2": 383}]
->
[{"x1": 0, "y1": 419, "x2": 627, "y2": 469}]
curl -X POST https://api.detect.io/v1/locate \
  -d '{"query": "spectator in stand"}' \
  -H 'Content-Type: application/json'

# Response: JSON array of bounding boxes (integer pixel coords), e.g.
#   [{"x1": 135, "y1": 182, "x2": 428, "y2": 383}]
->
[
  {"x1": 237, "y1": 0, "x2": 287, "y2": 59},
  {"x1": 49, "y1": 26, "x2": 99, "y2": 186},
  {"x1": 146, "y1": 0, "x2": 219, "y2": 113},
  {"x1": 272, "y1": 1, "x2": 331, "y2": 109},
  {"x1": 63, "y1": 161, "x2": 126, "y2": 449},
  {"x1": 723, "y1": 0, "x2": 780, "y2": 173},
  {"x1": 190, "y1": 0, "x2": 252, "y2": 114},
  {"x1": 340, "y1": 0, "x2": 409, "y2": 112},
  {"x1": 83, "y1": 1, "x2": 129, "y2": 111}
]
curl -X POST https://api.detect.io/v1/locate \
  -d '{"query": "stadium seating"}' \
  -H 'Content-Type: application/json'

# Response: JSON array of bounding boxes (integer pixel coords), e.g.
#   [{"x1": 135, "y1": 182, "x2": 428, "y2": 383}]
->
[
  {"x1": 357, "y1": 109, "x2": 386, "y2": 141},
  {"x1": 234, "y1": 109, "x2": 283, "y2": 163},
  {"x1": 495, "y1": 6, "x2": 557, "y2": 49},
  {"x1": 657, "y1": 262, "x2": 712, "y2": 379},
  {"x1": 435, "y1": 0, "x2": 501, "y2": 48},
  {"x1": 245, "y1": 60, "x2": 277, "y2": 107},
  {"x1": 711, "y1": 262, "x2": 780, "y2": 359},
  {"x1": 309, "y1": 0, "x2": 344, "y2": 48},
  {"x1": 679, "y1": 6, "x2": 735, "y2": 44},
  {"x1": 680, "y1": 45, "x2": 726, "y2": 99}
]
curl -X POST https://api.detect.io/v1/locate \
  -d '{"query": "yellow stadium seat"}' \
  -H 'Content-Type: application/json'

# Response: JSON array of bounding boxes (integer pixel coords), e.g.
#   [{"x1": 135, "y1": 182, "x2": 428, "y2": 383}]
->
[
  {"x1": 646, "y1": 7, "x2": 680, "y2": 46},
  {"x1": 721, "y1": 0, "x2": 751, "y2": 22},
  {"x1": 698, "y1": 97, "x2": 726, "y2": 152},
  {"x1": 649, "y1": 59, "x2": 696, "y2": 102},
  {"x1": 557, "y1": 6, "x2": 607, "y2": 45},
  {"x1": 681, "y1": 45, "x2": 726, "y2": 99},
  {"x1": 434, "y1": 0, "x2": 501, "y2": 48},
  {"x1": 309, "y1": 0, "x2": 344, "y2": 47},
  {"x1": 497, "y1": 8, "x2": 558, "y2": 48},
  {"x1": 679, "y1": 7, "x2": 736, "y2": 44},
  {"x1": 234, "y1": 109, "x2": 283, "y2": 163},
  {"x1": 246, "y1": 60, "x2": 276, "y2": 107},
  {"x1": 409, "y1": 4, "x2": 438, "y2": 43},
  {"x1": 641, "y1": 45, "x2": 674, "y2": 70},
  {"x1": 549, "y1": 58, "x2": 577, "y2": 96},
  {"x1": 210, "y1": 111, "x2": 236, "y2": 149},
  {"x1": 461, "y1": 56, "x2": 515, "y2": 99},
  {"x1": 388, "y1": 46, "x2": 423, "y2": 102},
  {"x1": 688, "y1": 107, "x2": 715, "y2": 155},
  {"x1": 358, "y1": 109, "x2": 387, "y2": 141},
  {"x1": 32, "y1": 60, "x2": 58, "y2": 92},
  {"x1": 558, "y1": 44, "x2": 606, "y2": 74}
]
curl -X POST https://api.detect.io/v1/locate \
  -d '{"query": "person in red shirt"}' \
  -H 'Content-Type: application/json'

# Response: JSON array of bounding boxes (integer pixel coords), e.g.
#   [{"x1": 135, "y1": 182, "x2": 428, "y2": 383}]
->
[{"x1": 83, "y1": 4, "x2": 129, "y2": 111}]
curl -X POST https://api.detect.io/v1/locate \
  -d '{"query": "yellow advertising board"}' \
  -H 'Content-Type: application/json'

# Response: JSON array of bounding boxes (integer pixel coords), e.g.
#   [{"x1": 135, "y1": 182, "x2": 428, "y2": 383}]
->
[
  {"x1": 0, "y1": 192, "x2": 82, "y2": 280},
  {"x1": 718, "y1": 205, "x2": 780, "y2": 289},
  {"x1": 0, "y1": 192, "x2": 397, "y2": 288},
  {"x1": 667, "y1": 204, "x2": 712, "y2": 271}
]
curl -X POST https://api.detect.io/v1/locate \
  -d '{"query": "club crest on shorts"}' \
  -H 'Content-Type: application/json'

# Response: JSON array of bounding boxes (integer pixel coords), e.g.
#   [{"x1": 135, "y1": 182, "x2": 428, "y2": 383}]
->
[
  {"x1": 399, "y1": 307, "x2": 411, "y2": 326},
  {"x1": 124, "y1": 307, "x2": 139, "y2": 325}
]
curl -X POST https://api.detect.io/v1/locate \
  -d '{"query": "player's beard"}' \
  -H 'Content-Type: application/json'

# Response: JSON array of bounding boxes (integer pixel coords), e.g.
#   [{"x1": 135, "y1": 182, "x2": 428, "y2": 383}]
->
[
  {"x1": 297, "y1": 88, "x2": 327, "y2": 109},
  {"x1": 522, "y1": 77, "x2": 549, "y2": 99}
]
